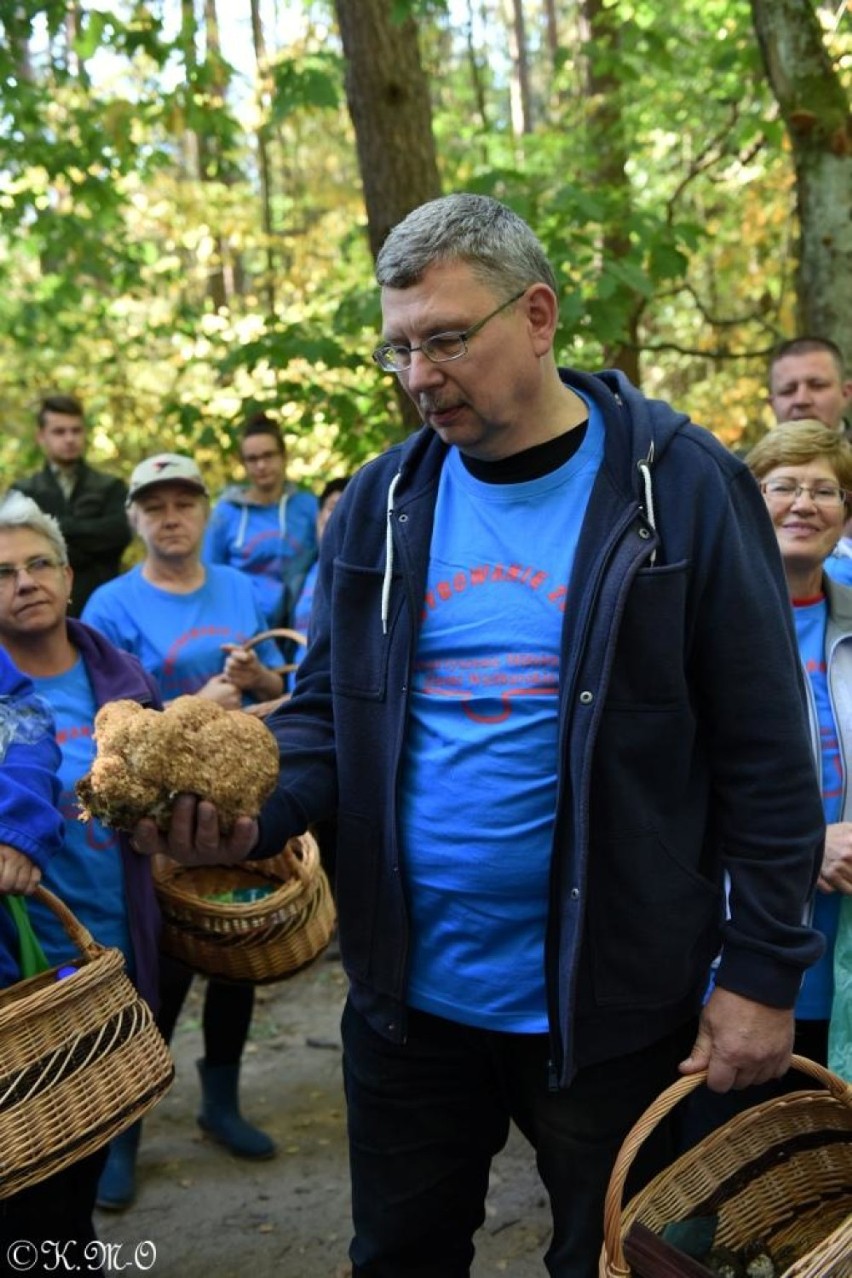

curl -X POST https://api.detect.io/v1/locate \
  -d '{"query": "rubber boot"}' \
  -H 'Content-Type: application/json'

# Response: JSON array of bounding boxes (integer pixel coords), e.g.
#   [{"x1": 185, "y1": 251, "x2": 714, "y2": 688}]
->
[
  {"x1": 196, "y1": 1059, "x2": 276, "y2": 1160},
  {"x1": 95, "y1": 1120, "x2": 142, "y2": 1211}
]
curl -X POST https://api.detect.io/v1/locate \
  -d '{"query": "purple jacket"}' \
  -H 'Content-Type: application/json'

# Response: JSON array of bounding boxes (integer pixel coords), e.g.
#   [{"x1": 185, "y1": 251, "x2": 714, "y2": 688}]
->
[{"x1": 67, "y1": 619, "x2": 162, "y2": 1009}]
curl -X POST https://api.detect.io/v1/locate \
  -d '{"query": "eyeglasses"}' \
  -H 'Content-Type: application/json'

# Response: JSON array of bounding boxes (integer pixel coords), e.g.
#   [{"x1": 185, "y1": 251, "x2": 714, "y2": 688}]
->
[
  {"x1": 0, "y1": 555, "x2": 66, "y2": 588},
  {"x1": 372, "y1": 289, "x2": 527, "y2": 374},
  {"x1": 760, "y1": 479, "x2": 848, "y2": 509},
  {"x1": 242, "y1": 450, "x2": 282, "y2": 467}
]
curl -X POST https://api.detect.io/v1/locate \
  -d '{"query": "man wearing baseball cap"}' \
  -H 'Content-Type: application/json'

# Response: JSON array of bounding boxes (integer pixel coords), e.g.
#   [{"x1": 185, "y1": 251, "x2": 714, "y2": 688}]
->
[{"x1": 81, "y1": 452, "x2": 284, "y2": 1207}]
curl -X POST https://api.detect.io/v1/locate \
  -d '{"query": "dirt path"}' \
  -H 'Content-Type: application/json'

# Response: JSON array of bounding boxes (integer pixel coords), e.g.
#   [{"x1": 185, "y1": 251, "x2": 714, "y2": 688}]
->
[{"x1": 95, "y1": 956, "x2": 553, "y2": 1277}]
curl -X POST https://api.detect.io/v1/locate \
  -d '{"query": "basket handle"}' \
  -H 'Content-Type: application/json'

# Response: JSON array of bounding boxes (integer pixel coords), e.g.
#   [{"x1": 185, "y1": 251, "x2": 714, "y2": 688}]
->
[
  {"x1": 238, "y1": 628, "x2": 308, "y2": 682},
  {"x1": 240, "y1": 628, "x2": 307, "y2": 656},
  {"x1": 602, "y1": 1054, "x2": 852, "y2": 1275},
  {"x1": 29, "y1": 884, "x2": 104, "y2": 962}
]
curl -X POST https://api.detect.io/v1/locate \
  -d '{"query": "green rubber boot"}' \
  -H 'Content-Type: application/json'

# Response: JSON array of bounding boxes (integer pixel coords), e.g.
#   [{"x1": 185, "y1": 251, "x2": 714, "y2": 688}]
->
[
  {"x1": 196, "y1": 1059, "x2": 276, "y2": 1160},
  {"x1": 96, "y1": 1120, "x2": 142, "y2": 1211}
]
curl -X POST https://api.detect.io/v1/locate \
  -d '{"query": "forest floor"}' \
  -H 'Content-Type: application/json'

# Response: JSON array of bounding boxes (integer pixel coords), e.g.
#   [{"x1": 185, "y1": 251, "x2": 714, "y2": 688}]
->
[{"x1": 94, "y1": 953, "x2": 554, "y2": 1277}]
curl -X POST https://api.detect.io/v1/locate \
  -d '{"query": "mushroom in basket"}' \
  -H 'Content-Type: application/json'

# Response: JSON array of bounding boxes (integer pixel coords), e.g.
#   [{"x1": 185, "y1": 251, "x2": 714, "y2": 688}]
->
[{"x1": 76, "y1": 696, "x2": 280, "y2": 834}]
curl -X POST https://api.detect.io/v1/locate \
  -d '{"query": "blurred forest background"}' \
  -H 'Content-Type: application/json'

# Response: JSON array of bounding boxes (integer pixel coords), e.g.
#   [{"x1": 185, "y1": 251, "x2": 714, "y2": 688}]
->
[{"x1": 0, "y1": 0, "x2": 850, "y2": 492}]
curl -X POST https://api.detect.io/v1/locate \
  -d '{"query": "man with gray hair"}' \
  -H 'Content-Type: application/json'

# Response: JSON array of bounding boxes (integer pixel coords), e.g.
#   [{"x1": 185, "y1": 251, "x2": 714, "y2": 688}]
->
[{"x1": 136, "y1": 194, "x2": 825, "y2": 1276}]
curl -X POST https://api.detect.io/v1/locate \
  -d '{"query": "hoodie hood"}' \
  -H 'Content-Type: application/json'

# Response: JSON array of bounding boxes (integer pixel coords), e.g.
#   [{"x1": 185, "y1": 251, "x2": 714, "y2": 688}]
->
[
  {"x1": 377, "y1": 367, "x2": 692, "y2": 628},
  {"x1": 216, "y1": 482, "x2": 295, "y2": 509},
  {"x1": 213, "y1": 483, "x2": 296, "y2": 551}
]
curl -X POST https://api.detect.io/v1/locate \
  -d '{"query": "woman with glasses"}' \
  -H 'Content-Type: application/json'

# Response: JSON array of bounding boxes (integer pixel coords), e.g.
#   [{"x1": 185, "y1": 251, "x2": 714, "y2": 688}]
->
[
  {"x1": 678, "y1": 419, "x2": 852, "y2": 1151},
  {"x1": 748, "y1": 421, "x2": 852, "y2": 1058},
  {"x1": 746, "y1": 420, "x2": 852, "y2": 1078},
  {"x1": 203, "y1": 413, "x2": 318, "y2": 628},
  {"x1": 0, "y1": 489, "x2": 161, "y2": 1261}
]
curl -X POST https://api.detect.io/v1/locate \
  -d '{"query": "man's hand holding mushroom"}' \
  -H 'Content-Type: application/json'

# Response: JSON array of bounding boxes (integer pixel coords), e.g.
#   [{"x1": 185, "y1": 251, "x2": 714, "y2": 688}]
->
[{"x1": 132, "y1": 794, "x2": 259, "y2": 867}]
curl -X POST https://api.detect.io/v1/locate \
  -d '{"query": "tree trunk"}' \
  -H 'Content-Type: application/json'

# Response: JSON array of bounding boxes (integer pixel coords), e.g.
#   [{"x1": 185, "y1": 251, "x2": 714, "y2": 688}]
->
[
  {"x1": 203, "y1": 0, "x2": 230, "y2": 309},
  {"x1": 333, "y1": 0, "x2": 441, "y2": 263},
  {"x1": 334, "y1": 0, "x2": 442, "y2": 433},
  {"x1": 750, "y1": 0, "x2": 852, "y2": 368},
  {"x1": 7, "y1": 6, "x2": 34, "y2": 83},
  {"x1": 464, "y1": 0, "x2": 490, "y2": 133},
  {"x1": 65, "y1": 3, "x2": 88, "y2": 84},
  {"x1": 579, "y1": 0, "x2": 640, "y2": 381},
  {"x1": 505, "y1": 0, "x2": 533, "y2": 136},
  {"x1": 250, "y1": 0, "x2": 276, "y2": 316},
  {"x1": 543, "y1": 0, "x2": 560, "y2": 66}
]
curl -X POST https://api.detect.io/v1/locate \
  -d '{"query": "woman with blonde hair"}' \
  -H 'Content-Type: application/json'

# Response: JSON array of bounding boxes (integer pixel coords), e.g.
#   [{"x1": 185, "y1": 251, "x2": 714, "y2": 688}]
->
[{"x1": 746, "y1": 419, "x2": 852, "y2": 1077}]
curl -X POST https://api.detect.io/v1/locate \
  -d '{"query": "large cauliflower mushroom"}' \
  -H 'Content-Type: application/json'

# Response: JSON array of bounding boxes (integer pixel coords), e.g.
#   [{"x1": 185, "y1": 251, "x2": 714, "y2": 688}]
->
[{"x1": 77, "y1": 698, "x2": 280, "y2": 834}]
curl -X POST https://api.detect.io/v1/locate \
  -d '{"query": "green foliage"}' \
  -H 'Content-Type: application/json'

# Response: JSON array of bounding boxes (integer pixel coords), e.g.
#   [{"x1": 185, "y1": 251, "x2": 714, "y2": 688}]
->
[
  {"x1": 269, "y1": 52, "x2": 342, "y2": 120},
  {"x1": 0, "y1": 0, "x2": 848, "y2": 487}
]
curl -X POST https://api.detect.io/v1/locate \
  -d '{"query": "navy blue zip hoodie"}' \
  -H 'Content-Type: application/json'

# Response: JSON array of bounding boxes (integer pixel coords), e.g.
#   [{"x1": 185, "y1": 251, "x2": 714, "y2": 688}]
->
[{"x1": 258, "y1": 368, "x2": 825, "y2": 1087}]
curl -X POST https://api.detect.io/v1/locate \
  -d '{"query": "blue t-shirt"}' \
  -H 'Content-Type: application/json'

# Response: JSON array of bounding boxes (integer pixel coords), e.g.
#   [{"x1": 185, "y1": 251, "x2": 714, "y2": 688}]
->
[
  {"x1": 27, "y1": 657, "x2": 133, "y2": 972},
  {"x1": 203, "y1": 489, "x2": 319, "y2": 625},
  {"x1": 794, "y1": 597, "x2": 843, "y2": 1020},
  {"x1": 400, "y1": 407, "x2": 604, "y2": 1032},
  {"x1": 293, "y1": 560, "x2": 318, "y2": 640},
  {"x1": 81, "y1": 564, "x2": 281, "y2": 701},
  {"x1": 288, "y1": 560, "x2": 317, "y2": 683}
]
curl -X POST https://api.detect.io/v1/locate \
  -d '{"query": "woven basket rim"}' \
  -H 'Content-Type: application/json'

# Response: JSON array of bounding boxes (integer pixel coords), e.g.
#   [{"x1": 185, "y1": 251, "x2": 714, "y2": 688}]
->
[
  {"x1": 153, "y1": 831, "x2": 320, "y2": 922},
  {"x1": 600, "y1": 1055, "x2": 852, "y2": 1277},
  {"x1": 158, "y1": 862, "x2": 336, "y2": 982}
]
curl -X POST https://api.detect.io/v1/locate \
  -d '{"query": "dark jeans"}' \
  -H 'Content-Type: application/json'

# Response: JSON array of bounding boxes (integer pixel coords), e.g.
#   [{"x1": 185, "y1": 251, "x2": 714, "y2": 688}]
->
[
  {"x1": 0, "y1": 1147, "x2": 107, "y2": 1278},
  {"x1": 157, "y1": 953, "x2": 254, "y2": 1066},
  {"x1": 342, "y1": 999, "x2": 696, "y2": 1278}
]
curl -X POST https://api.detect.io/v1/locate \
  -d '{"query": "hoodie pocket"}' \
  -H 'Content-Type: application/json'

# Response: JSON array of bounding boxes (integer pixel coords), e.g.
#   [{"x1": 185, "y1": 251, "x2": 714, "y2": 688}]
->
[
  {"x1": 605, "y1": 561, "x2": 690, "y2": 707},
  {"x1": 330, "y1": 562, "x2": 404, "y2": 700}
]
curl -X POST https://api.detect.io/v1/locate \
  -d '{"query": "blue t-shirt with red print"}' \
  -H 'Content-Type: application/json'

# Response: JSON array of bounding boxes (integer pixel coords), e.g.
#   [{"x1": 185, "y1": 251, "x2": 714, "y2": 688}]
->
[
  {"x1": 82, "y1": 564, "x2": 281, "y2": 702},
  {"x1": 794, "y1": 595, "x2": 842, "y2": 1020},
  {"x1": 400, "y1": 405, "x2": 604, "y2": 1032},
  {"x1": 27, "y1": 656, "x2": 133, "y2": 972}
]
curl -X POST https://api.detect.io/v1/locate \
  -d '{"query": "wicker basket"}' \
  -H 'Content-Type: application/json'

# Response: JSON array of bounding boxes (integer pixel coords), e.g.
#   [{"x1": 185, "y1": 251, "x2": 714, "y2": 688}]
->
[
  {"x1": 600, "y1": 1055, "x2": 852, "y2": 1278},
  {"x1": 153, "y1": 830, "x2": 336, "y2": 984},
  {"x1": 0, "y1": 886, "x2": 174, "y2": 1199}
]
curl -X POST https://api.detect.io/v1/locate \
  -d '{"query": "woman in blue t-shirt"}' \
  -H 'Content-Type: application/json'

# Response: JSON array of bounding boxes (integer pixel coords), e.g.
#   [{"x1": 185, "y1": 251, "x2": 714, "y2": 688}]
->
[
  {"x1": 83, "y1": 454, "x2": 286, "y2": 1208},
  {"x1": 747, "y1": 421, "x2": 852, "y2": 1078},
  {"x1": 680, "y1": 418, "x2": 852, "y2": 1150}
]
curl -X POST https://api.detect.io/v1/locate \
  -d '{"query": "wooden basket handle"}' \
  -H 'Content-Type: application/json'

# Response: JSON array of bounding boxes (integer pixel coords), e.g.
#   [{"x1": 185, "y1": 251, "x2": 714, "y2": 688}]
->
[
  {"x1": 241, "y1": 628, "x2": 307, "y2": 655},
  {"x1": 30, "y1": 884, "x2": 104, "y2": 962},
  {"x1": 602, "y1": 1054, "x2": 852, "y2": 1275},
  {"x1": 239, "y1": 629, "x2": 308, "y2": 684}
]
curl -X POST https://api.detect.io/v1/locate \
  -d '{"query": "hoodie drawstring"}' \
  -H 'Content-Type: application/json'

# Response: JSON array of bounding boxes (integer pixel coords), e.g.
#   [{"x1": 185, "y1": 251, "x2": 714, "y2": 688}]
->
[
  {"x1": 235, "y1": 504, "x2": 249, "y2": 551},
  {"x1": 233, "y1": 489, "x2": 290, "y2": 550},
  {"x1": 636, "y1": 443, "x2": 657, "y2": 567},
  {"x1": 381, "y1": 473, "x2": 403, "y2": 635}
]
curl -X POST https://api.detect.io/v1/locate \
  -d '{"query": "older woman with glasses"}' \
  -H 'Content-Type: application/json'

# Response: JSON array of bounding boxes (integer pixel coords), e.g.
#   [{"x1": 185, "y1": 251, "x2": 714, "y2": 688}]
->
[
  {"x1": 678, "y1": 419, "x2": 852, "y2": 1151},
  {"x1": 746, "y1": 419, "x2": 852, "y2": 1075},
  {"x1": 0, "y1": 490, "x2": 161, "y2": 1261}
]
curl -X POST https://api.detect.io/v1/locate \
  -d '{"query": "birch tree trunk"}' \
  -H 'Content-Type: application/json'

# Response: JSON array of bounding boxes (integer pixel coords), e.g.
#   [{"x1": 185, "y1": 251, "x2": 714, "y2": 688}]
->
[{"x1": 750, "y1": 0, "x2": 852, "y2": 366}]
